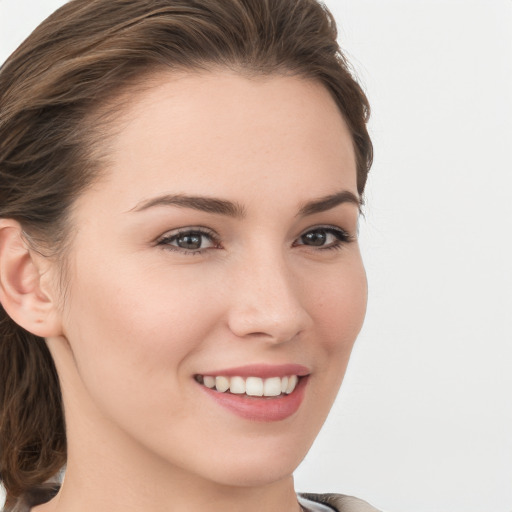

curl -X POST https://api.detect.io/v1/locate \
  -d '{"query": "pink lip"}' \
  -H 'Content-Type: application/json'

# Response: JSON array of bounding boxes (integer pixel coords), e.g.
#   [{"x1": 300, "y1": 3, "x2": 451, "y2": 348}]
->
[
  {"x1": 199, "y1": 363, "x2": 310, "y2": 379},
  {"x1": 196, "y1": 365, "x2": 310, "y2": 422}
]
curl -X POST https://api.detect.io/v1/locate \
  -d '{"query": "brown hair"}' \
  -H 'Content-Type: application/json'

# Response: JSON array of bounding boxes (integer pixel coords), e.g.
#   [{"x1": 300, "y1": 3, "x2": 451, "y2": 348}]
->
[{"x1": 0, "y1": 0, "x2": 372, "y2": 508}]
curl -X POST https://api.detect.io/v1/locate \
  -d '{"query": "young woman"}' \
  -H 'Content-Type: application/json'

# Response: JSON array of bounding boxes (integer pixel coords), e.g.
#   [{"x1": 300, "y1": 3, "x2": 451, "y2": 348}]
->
[{"x1": 0, "y1": 1, "x2": 376, "y2": 511}]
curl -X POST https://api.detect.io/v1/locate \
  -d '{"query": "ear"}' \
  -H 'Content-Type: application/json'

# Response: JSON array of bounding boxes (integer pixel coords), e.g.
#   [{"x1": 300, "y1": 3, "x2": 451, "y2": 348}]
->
[{"x1": 0, "y1": 219, "x2": 62, "y2": 338}]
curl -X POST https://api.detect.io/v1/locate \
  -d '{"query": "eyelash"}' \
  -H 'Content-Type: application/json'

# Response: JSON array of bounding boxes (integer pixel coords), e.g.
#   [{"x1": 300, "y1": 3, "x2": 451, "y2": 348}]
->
[
  {"x1": 156, "y1": 227, "x2": 221, "y2": 255},
  {"x1": 293, "y1": 226, "x2": 353, "y2": 251},
  {"x1": 156, "y1": 225, "x2": 353, "y2": 255}
]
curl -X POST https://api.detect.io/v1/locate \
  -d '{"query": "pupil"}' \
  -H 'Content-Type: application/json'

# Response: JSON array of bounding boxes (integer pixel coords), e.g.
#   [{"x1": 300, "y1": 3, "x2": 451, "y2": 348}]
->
[
  {"x1": 303, "y1": 230, "x2": 326, "y2": 246},
  {"x1": 178, "y1": 233, "x2": 202, "y2": 249}
]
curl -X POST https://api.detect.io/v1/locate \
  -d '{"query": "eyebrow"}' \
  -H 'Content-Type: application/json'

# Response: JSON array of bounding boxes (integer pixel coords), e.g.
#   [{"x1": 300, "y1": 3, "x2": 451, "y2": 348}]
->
[
  {"x1": 130, "y1": 194, "x2": 246, "y2": 218},
  {"x1": 297, "y1": 190, "x2": 362, "y2": 216},
  {"x1": 129, "y1": 190, "x2": 361, "y2": 217}
]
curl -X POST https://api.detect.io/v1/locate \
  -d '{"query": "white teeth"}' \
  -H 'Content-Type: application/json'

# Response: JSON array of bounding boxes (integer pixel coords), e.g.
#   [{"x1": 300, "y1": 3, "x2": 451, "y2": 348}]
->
[
  {"x1": 203, "y1": 376, "x2": 216, "y2": 389},
  {"x1": 286, "y1": 375, "x2": 298, "y2": 394},
  {"x1": 199, "y1": 374, "x2": 300, "y2": 396},
  {"x1": 215, "y1": 376, "x2": 230, "y2": 393},
  {"x1": 229, "y1": 376, "x2": 245, "y2": 394},
  {"x1": 263, "y1": 377, "x2": 282, "y2": 397},
  {"x1": 246, "y1": 377, "x2": 264, "y2": 396}
]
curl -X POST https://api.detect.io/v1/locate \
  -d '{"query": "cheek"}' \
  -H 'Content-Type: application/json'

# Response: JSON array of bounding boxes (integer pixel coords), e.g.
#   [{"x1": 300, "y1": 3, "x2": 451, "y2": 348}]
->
[
  {"x1": 282, "y1": 258, "x2": 367, "y2": 453},
  {"x1": 60, "y1": 256, "x2": 220, "y2": 397},
  {"x1": 308, "y1": 258, "x2": 368, "y2": 352},
  {"x1": 58, "y1": 261, "x2": 227, "y2": 453}
]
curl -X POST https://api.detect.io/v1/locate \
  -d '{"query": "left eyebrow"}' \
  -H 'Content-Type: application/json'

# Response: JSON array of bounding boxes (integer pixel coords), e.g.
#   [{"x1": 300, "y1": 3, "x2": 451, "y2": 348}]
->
[
  {"x1": 297, "y1": 190, "x2": 361, "y2": 217},
  {"x1": 128, "y1": 194, "x2": 246, "y2": 218}
]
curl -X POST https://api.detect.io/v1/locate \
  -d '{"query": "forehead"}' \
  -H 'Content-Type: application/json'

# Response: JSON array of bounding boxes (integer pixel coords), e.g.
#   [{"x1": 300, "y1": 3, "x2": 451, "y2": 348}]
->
[{"x1": 85, "y1": 71, "x2": 358, "y2": 210}]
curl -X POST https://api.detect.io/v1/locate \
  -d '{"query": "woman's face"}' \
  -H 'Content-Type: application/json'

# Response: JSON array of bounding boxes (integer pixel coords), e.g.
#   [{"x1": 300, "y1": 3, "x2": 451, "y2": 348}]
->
[{"x1": 51, "y1": 71, "x2": 367, "y2": 487}]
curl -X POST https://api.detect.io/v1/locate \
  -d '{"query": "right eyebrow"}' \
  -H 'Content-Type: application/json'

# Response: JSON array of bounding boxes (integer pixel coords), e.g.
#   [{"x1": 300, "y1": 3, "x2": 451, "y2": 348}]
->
[
  {"x1": 128, "y1": 194, "x2": 247, "y2": 218},
  {"x1": 297, "y1": 190, "x2": 362, "y2": 216}
]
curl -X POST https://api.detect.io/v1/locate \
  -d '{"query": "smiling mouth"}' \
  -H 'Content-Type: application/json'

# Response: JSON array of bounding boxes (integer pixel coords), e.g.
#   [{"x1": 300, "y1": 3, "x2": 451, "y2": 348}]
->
[{"x1": 194, "y1": 374, "x2": 300, "y2": 397}]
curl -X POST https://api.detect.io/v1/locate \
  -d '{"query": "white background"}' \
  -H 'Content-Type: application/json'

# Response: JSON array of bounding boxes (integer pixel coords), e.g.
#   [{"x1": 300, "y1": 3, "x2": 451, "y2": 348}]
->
[{"x1": 1, "y1": 1, "x2": 511, "y2": 511}]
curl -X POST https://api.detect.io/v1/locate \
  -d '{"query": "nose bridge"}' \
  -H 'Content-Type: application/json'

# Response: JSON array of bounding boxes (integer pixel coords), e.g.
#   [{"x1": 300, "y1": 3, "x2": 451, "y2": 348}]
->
[{"x1": 227, "y1": 244, "x2": 310, "y2": 342}]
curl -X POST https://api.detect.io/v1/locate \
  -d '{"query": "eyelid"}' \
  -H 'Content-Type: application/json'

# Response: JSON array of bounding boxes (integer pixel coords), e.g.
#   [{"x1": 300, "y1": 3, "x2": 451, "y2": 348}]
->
[
  {"x1": 156, "y1": 226, "x2": 221, "y2": 253},
  {"x1": 293, "y1": 225, "x2": 355, "y2": 249},
  {"x1": 298, "y1": 224, "x2": 353, "y2": 239}
]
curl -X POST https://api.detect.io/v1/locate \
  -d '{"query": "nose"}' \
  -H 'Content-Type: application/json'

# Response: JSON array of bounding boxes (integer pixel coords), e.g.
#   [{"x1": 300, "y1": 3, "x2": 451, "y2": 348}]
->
[{"x1": 226, "y1": 250, "x2": 312, "y2": 343}]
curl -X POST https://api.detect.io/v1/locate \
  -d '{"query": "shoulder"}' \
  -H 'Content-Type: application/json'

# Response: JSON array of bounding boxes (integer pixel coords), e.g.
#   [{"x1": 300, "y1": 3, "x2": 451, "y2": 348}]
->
[{"x1": 298, "y1": 492, "x2": 382, "y2": 512}]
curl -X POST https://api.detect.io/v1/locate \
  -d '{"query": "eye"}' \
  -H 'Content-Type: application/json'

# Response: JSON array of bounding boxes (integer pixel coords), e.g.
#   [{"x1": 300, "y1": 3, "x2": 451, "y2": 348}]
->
[
  {"x1": 295, "y1": 226, "x2": 352, "y2": 250},
  {"x1": 157, "y1": 228, "x2": 220, "y2": 254}
]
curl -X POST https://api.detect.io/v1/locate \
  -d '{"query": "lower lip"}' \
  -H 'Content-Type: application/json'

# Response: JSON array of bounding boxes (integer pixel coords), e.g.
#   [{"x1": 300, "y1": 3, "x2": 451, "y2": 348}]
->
[{"x1": 197, "y1": 376, "x2": 308, "y2": 422}]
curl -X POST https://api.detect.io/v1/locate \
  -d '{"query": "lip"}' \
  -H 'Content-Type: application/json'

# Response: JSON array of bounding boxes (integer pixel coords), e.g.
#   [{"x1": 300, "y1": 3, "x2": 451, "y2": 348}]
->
[
  {"x1": 195, "y1": 365, "x2": 310, "y2": 422},
  {"x1": 198, "y1": 363, "x2": 310, "y2": 379}
]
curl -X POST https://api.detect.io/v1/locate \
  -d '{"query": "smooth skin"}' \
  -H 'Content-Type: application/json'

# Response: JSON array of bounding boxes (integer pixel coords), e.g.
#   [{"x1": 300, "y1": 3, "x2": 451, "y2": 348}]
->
[{"x1": 0, "y1": 71, "x2": 367, "y2": 512}]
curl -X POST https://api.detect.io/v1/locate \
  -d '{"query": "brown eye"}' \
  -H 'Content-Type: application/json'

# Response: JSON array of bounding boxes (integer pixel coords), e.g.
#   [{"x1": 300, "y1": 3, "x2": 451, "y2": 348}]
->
[
  {"x1": 175, "y1": 232, "x2": 204, "y2": 250},
  {"x1": 158, "y1": 228, "x2": 219, "y2": 253},
  {"x1": 301, "y1": 229, "x2": 328, "y2": 246},
  {"x1": 296, "y1": 227, "x2": 352, "y2": 250}
]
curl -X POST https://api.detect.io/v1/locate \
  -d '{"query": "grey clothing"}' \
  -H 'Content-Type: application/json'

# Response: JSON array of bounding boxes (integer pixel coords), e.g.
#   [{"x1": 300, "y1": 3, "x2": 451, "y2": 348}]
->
[{"x1": 299, "y1": 493, "x2": 381, "y2": 512}]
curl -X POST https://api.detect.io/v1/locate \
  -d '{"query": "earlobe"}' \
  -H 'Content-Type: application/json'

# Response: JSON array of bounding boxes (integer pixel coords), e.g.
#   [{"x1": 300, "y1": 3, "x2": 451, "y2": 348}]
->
[{"x1": 0, "y1": 220, "x2": 62, "y2": 338}]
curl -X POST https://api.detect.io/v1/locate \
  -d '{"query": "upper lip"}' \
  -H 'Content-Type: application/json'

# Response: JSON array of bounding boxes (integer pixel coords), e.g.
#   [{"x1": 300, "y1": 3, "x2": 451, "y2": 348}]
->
[{"x1": 196, "y1": 364, "x2": 310, "y2": 379}]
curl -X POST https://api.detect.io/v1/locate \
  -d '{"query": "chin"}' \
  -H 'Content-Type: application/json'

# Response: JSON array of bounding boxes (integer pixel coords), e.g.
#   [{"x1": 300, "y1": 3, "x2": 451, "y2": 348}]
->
[
  {"x1": 180, "y1": 430, "x2": 315, "y2": 489},
  {"x1": 199, "y1": 458, "x2": 299, "y2": 489}
]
